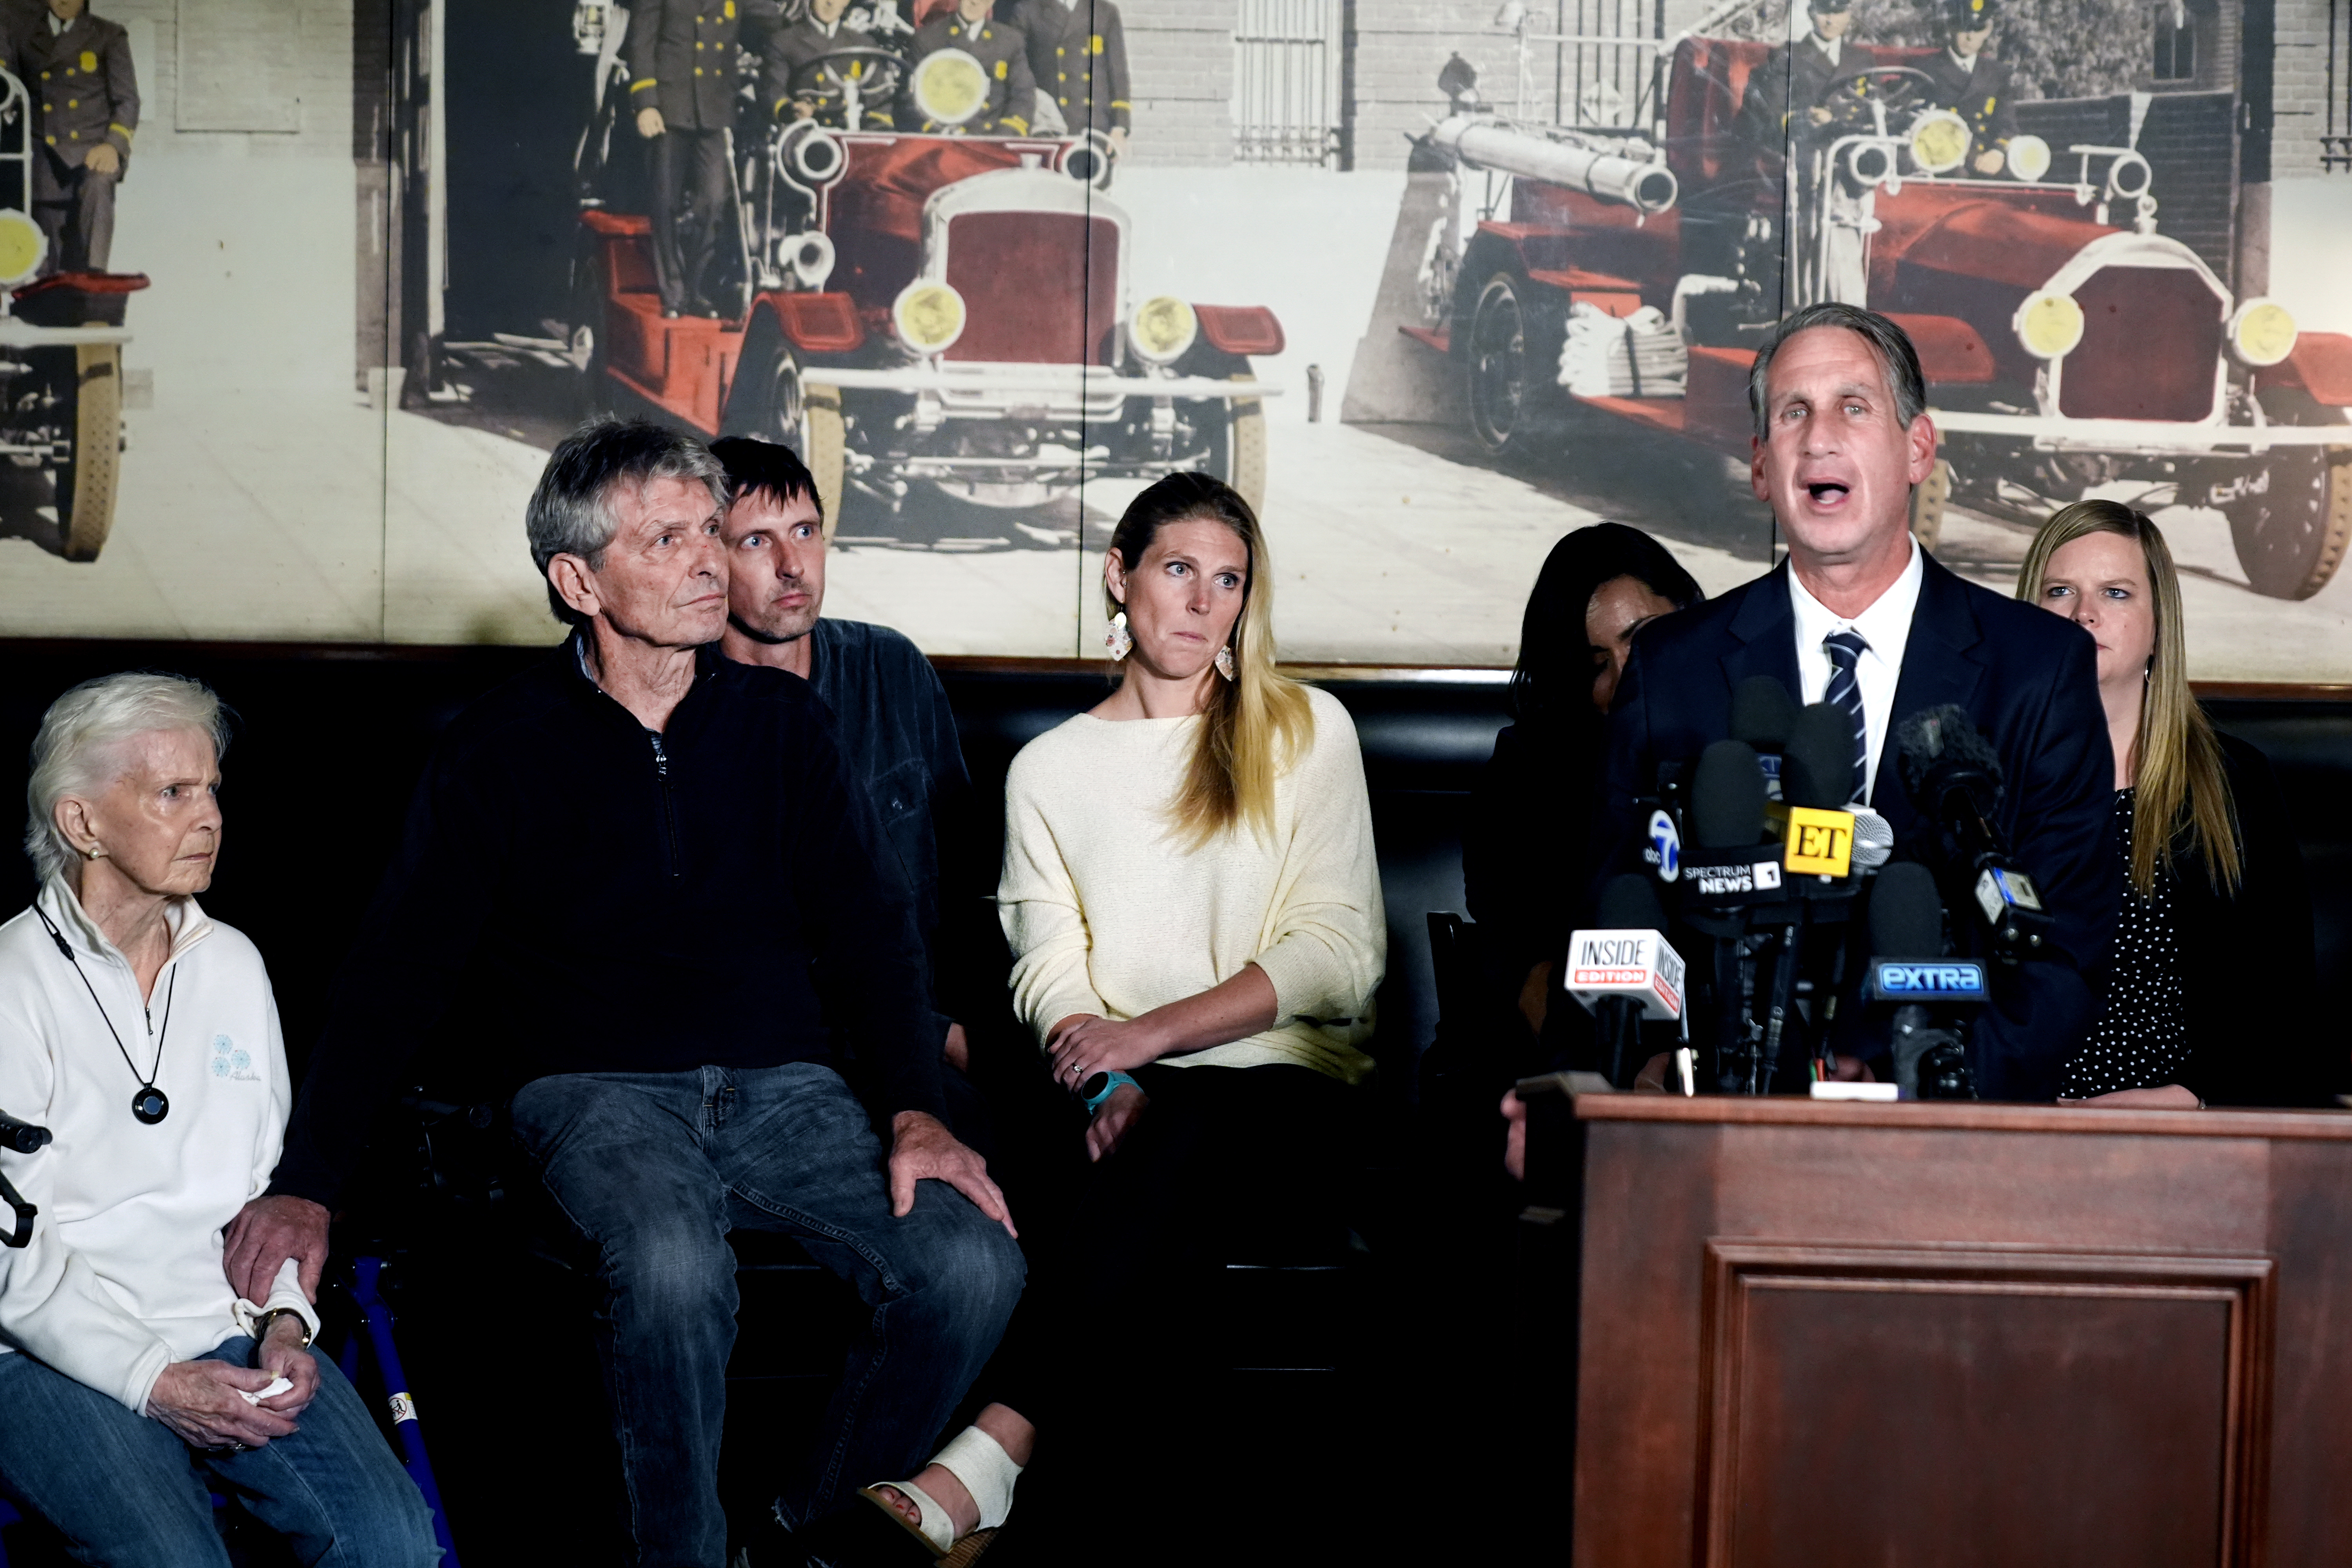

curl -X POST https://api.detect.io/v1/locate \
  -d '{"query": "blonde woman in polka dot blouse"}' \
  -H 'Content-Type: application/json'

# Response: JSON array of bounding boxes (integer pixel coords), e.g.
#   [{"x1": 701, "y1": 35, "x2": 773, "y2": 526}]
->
[{"x1": 2020, "y1": 501, "x2": 2326, "y2": 1107}]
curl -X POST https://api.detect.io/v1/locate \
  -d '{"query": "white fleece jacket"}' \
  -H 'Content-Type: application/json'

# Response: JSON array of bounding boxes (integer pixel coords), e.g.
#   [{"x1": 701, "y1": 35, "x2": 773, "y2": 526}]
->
[
  {"x1": 998, "y1": 686, "x2": 1386, "y2": 1083},
  {"x1": 0, "y1": 879, "x2": 312, "y2": 1416}
]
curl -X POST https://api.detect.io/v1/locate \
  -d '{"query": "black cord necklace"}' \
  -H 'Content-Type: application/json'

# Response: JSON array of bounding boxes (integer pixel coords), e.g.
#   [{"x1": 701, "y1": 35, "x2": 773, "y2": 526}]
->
[{"x1": 34, "y1": 907, "x2": 178, "y2": 1125}]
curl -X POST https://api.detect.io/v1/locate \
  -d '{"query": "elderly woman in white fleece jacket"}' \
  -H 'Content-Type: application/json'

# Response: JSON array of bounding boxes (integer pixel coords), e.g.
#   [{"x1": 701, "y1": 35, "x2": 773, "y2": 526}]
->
[{"x1": 0, "y1": 673, "x2": 436, "y2": 1568}]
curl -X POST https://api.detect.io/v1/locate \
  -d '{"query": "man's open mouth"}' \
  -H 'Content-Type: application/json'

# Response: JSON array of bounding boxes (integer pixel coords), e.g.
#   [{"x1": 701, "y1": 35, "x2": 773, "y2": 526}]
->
[{"x1": 1805, "y1": 481, "x2": 1851, "y2": 504}]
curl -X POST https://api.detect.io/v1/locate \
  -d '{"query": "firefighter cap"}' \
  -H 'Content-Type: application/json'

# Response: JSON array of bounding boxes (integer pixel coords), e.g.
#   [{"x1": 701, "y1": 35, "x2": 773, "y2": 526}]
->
[
  {"x1": 1942, "y1": 0, "x2": 1997, "y2": 29},
  {"x1": 1809, "y1": 0, "x2": 1854, "y2": 14}
]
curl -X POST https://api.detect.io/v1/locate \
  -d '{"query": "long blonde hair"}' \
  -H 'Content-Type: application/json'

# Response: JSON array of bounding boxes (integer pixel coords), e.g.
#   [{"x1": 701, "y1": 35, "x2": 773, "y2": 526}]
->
[
  {"x1": 2016, "y1": 500, "x2": 2239, "y2": 897},
  {"x1": 1104, "y1": 473, "x2": 1314, "y2": 846}
]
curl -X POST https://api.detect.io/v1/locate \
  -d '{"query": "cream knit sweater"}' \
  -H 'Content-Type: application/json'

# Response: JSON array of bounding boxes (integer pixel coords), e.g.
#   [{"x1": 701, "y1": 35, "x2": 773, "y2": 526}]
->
[{"x1": 999, "y1": 685, "x2": 1385, "y2": 1083}]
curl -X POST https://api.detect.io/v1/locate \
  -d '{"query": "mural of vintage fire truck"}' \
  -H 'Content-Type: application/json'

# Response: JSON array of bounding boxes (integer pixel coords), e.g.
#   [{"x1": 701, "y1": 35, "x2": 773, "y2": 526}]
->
[
  {"x1": 568, "y1": 9, "x2": 1284, "y2": 530},
  {"x1": 1412, "y1": 33, "x2": 2352, "y2": 599}
]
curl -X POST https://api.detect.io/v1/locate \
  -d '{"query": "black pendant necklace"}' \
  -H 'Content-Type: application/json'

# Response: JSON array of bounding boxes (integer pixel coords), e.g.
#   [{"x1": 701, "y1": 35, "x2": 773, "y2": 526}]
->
[{"x1": 35, "y1": 907, "x2": 177, "y2": 1126}]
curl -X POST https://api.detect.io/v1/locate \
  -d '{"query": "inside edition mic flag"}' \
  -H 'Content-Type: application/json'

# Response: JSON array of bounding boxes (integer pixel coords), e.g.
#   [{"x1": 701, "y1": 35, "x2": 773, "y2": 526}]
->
[{"x1": 1568, "y1": 872, "x2": 1688, "y2": 1087}]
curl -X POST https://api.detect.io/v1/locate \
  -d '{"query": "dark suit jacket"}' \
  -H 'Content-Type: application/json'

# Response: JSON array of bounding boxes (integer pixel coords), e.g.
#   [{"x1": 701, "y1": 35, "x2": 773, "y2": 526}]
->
[
  {"x1": 908, "y1": 13, "x2": 1034, "y2": 134},
  {"x1": 20, "y1": 11, "x2": 137, "y2": 171},
  {"x1": 626, "y1": 0, "x2": 741, "y2": 131},
  {"x1": 1734, "y1": 33, "x2": 1844, "y2": 152},
  {"x1": 762, "y1": 16, "x2": 895, "y2": 126},
  {"x1": 1006, "y1": 0, "x2": 1129, "y2": 134},
  {"x1": 1916, "y1": 48, "x2": 2017, "y2": 161},
  {"x1": 1598, "y1": 551, "x2": 2118, "y2": 1100}
]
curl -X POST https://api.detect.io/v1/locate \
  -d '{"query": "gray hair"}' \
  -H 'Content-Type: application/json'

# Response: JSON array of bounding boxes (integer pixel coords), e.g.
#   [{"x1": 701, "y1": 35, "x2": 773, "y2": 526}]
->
[
  {"x1": 525, "y1": 419, "x2": 729, "y2": 628},
  {"x1": 1748, "y1": 302, "x2": 1929, "y2": 440},
  {"x1": 25, "y1": 673, "x2": 230, "y2": 883}
]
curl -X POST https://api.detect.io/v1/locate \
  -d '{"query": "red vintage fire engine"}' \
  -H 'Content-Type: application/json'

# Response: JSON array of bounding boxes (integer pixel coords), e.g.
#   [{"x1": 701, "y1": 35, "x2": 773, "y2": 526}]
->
[
  {"x1": 1414, "y1": 38, "x2": 2352, "y2": 599},
  {"x1": 573, "y1": 49, "x2": 1284, "y2": 529}
]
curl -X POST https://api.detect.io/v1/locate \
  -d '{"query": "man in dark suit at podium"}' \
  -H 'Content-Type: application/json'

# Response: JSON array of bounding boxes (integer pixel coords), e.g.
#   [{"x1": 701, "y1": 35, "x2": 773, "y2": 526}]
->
[{"x1": 1595, "y1": 303, "x2": 2117, "y2": 1100}]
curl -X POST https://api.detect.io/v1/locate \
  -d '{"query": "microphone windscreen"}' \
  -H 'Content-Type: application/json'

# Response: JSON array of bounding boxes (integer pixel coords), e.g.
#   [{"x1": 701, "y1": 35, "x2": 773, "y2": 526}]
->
[
  {"x1": 1691, "y1": 739, "x2": 1768, "y2": 848},
  {"x1": 1783, "y1": 702, "x2": 1858, "y2": 809},
  {"x1": 1730, "y1": 676, "x2": 1798, "y2": 751},
  {"x1": 1597, "y1": 871, "x2": 1667, "y2": 931},
  {"x1": 1846, "y1": 804, "x2": 1895, "y2": 869},
  {"x1": 1869, "y1": 861, "x2": 1945, "y2": 958},
  {"x1": 1894, "y1": 704, "x2": 2004, "y2": 804}
]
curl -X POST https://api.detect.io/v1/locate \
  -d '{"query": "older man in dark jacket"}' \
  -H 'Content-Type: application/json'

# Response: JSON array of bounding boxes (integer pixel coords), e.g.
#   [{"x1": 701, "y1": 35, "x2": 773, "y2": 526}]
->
[
  {"x1": 18, "y1": 0, "x2": 137, "y2": 273},
  {"x1": 223, "y1": 421, "x2": 1025, "y2": 1568}
]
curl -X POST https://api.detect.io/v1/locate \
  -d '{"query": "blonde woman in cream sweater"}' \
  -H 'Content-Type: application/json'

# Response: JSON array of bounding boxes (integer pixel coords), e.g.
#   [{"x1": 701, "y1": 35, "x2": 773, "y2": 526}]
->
[{"x1": 838, "y1": 474, "x2": 1385, "y2": 1563}]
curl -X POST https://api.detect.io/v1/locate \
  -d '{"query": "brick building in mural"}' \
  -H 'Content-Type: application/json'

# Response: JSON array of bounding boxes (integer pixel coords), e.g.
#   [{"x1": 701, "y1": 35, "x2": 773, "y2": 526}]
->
[{"x1": 1123, "y1": 0, "x2": 2348, "y2": 175}]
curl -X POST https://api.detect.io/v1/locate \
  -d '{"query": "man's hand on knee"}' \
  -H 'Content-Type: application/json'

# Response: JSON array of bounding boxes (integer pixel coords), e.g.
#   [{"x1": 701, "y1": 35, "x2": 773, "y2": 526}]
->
[
  {"x1": 888, "y1": 1111, "x2": 1017, "y2": 1238},
  {"x1": 222, "y1": 1194, "x2": 331, "y2": 1305}
]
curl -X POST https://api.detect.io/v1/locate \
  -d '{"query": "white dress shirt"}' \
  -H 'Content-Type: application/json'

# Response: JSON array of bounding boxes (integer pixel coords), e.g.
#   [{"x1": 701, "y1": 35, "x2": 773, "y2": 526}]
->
[
  {"x1": 1808, "y1": 31, "x2": 1844, "y2": 67},
  {"x1": 1788, "y1": 535, "x2": 1924, "y2": 804}
]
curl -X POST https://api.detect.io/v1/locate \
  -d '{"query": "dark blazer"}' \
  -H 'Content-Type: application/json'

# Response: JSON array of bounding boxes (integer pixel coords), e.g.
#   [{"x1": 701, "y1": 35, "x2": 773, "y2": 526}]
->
[
  {"x1": 1734, "y1": 33, "x2": 1844, "y2": 151},
  {"x1": 2175, "y1": 731, "x2": 2328, "y2": 1106},
  {"x1": 1916, "y1": 48, "x2": 2018, "y2": 163},
  {"x1": 1597, "y1": 551, "x2": 2119, "y2": 1100},
  {"x1": 625, "y1": 0, "x2": 741, "y2": 131},
  {"x1": 1006, "y1": 0, "x2": 1130, "y2": 134},
  {"x1": 20, "y1": 11, "x2": 138, "y2": 171},
  {"x1": 907, "y1": 13, "x2": 1034, "y2": 135},
  {"x1": 763, "y1": 16, "x2": 896, "y2": 126}
]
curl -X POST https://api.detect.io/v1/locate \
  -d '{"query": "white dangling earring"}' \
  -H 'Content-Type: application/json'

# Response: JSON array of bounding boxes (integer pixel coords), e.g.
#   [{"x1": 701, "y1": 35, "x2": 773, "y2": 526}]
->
[
  {"x1": 1105, "y1": 611, "x2": 1132, "y2": 660},
  {"x1": 1215, "y1": 643, "x2": 1237, "y2": 682}
]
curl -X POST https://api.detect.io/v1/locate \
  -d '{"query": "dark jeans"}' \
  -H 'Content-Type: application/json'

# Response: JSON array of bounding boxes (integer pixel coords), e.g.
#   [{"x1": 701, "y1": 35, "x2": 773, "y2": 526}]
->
[
  {"x1": 975, "y1": 1062, "x2": 1353, "y2": 1439},
  {"x1": 0, "y1": 1336, "x2": 439, "y2": 1567},
  {"x1": 647, "y1": 126, "x2": 731, "y2": 313},
  {"x1": 509, "y1": 1062, "x2": 1025, "y2": 1568}
]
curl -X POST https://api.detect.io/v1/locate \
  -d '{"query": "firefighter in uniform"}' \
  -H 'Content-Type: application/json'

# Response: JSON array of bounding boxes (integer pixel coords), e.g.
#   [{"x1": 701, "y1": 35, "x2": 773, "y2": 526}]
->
[
  {"x1": 765, "y1": 0, "x2": 896, "y2": 128},
  {"x1": 18, "y1": 0, "x2": 137, "y2": 275},
  {"x1": 627, "y1": 0, "x2": 742, "y2": 317},
  {"x1": 1007, "y1": 0, "x2": 1129, "y2": 152},
  {"x1": 907, "y1": 0, "x2": 1033, "y2": 135},
  {"x1": 1918, "y1": 0, "x2": 2017, "y2": 175},
  {"x1": 1733, "y1": 0, "x2": 1854, "y2": 159}
]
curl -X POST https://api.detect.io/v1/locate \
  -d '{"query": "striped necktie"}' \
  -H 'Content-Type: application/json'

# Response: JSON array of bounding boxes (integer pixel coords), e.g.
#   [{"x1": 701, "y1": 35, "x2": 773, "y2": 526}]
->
[{"x1": 1823, "y1": 630, "x2": 1869, "y2": 801}]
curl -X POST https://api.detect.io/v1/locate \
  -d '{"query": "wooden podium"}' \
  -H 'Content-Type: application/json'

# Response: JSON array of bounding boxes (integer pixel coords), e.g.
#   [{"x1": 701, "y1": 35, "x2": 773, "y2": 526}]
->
[{"x1": 1527, "y1": 1090, "x2": 2352, "y2": 1568}]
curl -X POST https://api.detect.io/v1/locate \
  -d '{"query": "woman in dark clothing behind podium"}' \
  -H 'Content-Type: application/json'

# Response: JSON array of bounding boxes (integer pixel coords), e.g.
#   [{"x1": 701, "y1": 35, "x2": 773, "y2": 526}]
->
[
  {"x1": 1463, "y1": 524, "x2": 1702, "y2": 1067},
  {"x1": 2019, "y1": 500, "x2": 2329, "y2": 1107}
]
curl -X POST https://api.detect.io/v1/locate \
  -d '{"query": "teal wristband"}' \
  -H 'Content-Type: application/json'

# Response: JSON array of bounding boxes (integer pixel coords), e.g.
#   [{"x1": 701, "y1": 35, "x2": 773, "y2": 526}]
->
[{"x1": 1080, "y1": 1070, "x2": 1140, "y2": 1115}]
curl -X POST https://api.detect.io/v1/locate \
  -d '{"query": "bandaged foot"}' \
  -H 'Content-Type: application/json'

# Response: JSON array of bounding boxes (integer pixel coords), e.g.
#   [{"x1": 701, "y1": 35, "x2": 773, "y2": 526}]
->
[{"x1": 864, "y1": 1425, "x2": 1025, "y2": 1555}]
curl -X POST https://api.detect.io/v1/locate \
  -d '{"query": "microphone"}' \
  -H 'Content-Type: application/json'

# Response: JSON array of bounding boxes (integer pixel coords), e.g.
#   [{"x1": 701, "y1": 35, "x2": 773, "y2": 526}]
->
[
  {"x1": 1769, "y1": 702, "x2": 1863, "y2": 879},
  {"x1": 1893, "y1": 705, "x2": 2056, "y2": 960},
  {"x1": 0, "y1": 1110, "x2": 49, "y2": 1156},
  {"x1": 1731, "y1": 676, "x2": 1798, "y2": 800},
  {"x1": 1564, "y1": 873, "x2": 1688, "y2": 1088},
  {"x1": 1690, "y1": 738, "x2": 1767, "y2": 851},
  {"x1": 1845, "y1": 802, "x2": 1895, "y2": 870},
  {"x1": 1864, "y1": 862, "x2": 1983, "y2": 1098}
]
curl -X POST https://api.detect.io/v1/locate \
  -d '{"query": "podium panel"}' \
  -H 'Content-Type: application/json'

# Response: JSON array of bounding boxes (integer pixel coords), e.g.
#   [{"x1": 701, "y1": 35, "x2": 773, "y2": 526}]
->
[
  {"x1": 1701, "y1": 1244, "x2": 2267, "y2": 1567},
  {"x1": 1559, "y1": 1096, "x2": 2352, "y2": 1568}
]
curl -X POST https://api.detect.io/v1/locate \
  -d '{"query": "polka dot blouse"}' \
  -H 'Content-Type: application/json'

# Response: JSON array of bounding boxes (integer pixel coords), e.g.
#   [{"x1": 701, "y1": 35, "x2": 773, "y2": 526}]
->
[{"x1": 2061, "y1": 789, "x2": 2188, "y2": 1097}]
